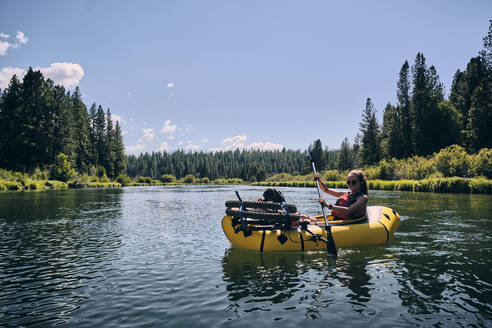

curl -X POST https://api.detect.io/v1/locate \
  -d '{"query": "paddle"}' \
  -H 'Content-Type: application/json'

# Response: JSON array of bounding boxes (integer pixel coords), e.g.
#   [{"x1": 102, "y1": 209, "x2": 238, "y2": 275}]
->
[{"x1": 307, "y1": 145, "x2": 338, "y2": 257}]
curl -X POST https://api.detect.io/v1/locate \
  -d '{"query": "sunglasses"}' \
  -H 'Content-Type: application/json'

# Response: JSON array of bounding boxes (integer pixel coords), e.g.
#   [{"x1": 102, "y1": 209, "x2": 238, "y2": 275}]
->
[{"x1": 346, "y1": 179, "x2": 359, "y2": 185}]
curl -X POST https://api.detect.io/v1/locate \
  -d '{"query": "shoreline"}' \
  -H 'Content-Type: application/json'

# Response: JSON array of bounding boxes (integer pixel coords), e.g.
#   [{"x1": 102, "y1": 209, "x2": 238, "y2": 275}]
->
[{"x1": 2, "y1": 176, "x2": 491, "y2": 194}]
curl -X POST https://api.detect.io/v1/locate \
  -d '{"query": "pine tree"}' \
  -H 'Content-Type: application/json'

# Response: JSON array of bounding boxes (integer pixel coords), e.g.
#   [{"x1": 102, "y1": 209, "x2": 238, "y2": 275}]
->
[
  {"x1": 71, "y1": 87, "x2": 92, "y2": 173},
  {"x1": 360, "y1": 98, "x2": 381, "y2": 166},
  {"x1": 311, "y1": 139, "x2": 325, "y2": 170},
  {"x1": 352, "y1": 134, "x2": 361, "y2": 168},
  {"x1": 103, "y1": 109, "x2": 116, "y2": 178},
  {"x1": 397, "y1": 60, "x2": 413, "y2": 157},
  {"x1": 433, "y1": 100, "x2": 463, "y2": 149},
  {"x1": 479, "y1": 20, "x2": 492, "y2": 68},
  {"x1": 88, "y1": 103, "x2": 97, "y2": 167},
  {"x1": 449, "y1": 69, "x2": 468, "y2": 127},
  {"x1": 113, "y1": 121, "x2": 126, "y2": 178},
  {"x1": 381, "y1": 103, "x2": 402, "y2": 158},
  {"x1": 0, "y1": 75, "x2": 23, "y2": 169},
  {"x1": 19, "y1": 68, "x2": 57, "y2": 171},
  {"x1": 336, "y1": 137, "x2": 352, "y2": 171},
  {"x1": 94, "y1": 105, "x2": 106, "y2": 167},
  {"x1": 410, "y1": 53, "x2": 430, "y2": 155},
  {"x1": 52, "y1": 85, "x2": 75, "y2": 162},
  {"x1": 468, "y1": 79, "x2": 492, "y2": 151}
]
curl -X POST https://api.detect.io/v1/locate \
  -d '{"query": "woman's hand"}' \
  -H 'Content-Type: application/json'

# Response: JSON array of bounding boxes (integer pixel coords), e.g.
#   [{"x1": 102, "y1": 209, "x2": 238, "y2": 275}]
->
[
  {"x1": 313, "y1": 173, "x2": 321, "y2": 181},
  {"x1": 318, "y1": 198, "x2": 328, "y2": 207}
]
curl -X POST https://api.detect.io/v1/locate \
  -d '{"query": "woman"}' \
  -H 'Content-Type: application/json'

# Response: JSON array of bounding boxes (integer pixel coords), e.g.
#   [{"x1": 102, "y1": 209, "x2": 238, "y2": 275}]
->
[{"x1": 305, "y1": 169, "x2": 369, "y2": 220}]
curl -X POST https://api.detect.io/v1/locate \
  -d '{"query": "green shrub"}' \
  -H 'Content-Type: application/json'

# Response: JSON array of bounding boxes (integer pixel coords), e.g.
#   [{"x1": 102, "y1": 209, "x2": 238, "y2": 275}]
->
[
  {"x1": 182, "y1": 174, "x2": 195, "y2": 184},
  {"x1": 323, "y1": 170, "x2": 340, "y2": 181},
  {"x1": 404, "y1": 156, "x2": 436, "y2": 180},
  {"x1": 32, "y1": 168, "x2": 49, "y2": 180},
  {"x1": 116, "y1": 174, "x2": 132, "y2": 186},
  {"x1": 96, "y1": 166, "x2": 107, "y2": 178},
  {"x1": 45, "y1": 180, "x2": 68, "y2": 189},
  {"x1": 434, "y1": 145, "x2": 470, "y2": 177},
  {"x1": 5, "y1": 181, "x2": 21, "y2": 190},
  {"x1": 87, "y1": 182, "x2": 121, "y2": 188},
  {"x1": 160, "y1": 174, "x2": 176, "y2": 183},
  {"x1": 470, "y1": 148, "x2": 492, "y2": 179},
  {"x1": 469, "y1": 177, "x2": 492, "y2": 193},
  {"x1": 227, "y1": 178, "x2": 244, "y2": 184},
  {"x1": 137, "y1": 176, "x2": 153, "y2": 184},
  {"x1": 365, "y1": 166, "x2": 382, "y2": 180},
  {"x1": 49, "y1": 153, "x2": 76, "y2": 182}
]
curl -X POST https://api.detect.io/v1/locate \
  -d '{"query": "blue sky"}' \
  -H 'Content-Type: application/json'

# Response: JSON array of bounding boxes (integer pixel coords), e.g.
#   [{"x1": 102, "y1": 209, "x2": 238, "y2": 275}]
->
[{"x1": 1, "y1": 1, "x2": 490, "y2": 154}]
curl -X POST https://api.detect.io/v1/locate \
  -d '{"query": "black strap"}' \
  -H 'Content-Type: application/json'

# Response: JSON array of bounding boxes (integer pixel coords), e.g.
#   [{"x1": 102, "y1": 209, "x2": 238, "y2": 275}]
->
[
  {"x1": 297, "y1": 228, "x2": 304, "y2": 251},
  {"x1": 260, "y1": 230, "x2": 266, "y2": 252},
  {"x1": 378, "y1": 221, "x2": 390, "y2": 244}
]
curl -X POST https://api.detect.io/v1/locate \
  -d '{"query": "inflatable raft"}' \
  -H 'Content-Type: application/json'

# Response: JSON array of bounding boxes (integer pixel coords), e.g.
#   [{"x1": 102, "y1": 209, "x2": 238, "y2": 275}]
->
[{"x1": 222, "y1": 205, "x2": 400, "y2": 252}]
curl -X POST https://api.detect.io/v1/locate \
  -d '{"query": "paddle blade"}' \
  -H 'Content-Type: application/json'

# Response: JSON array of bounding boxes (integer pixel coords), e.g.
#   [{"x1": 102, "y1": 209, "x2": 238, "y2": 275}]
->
[{"x1": 307, "y1": 144, "x2": 313, "y2": 162}]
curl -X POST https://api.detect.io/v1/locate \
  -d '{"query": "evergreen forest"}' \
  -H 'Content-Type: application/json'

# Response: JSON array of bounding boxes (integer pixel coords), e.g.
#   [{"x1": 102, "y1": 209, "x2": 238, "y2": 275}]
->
[{"x1": 0, "y1": 68, "x2": 126, "y2": 181}]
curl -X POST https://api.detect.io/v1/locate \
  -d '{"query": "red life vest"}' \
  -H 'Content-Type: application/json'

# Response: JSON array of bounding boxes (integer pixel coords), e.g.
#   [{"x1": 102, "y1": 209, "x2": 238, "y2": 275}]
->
[{"x1": 331, "y1": 192, "x2": 363, "y2": 220}]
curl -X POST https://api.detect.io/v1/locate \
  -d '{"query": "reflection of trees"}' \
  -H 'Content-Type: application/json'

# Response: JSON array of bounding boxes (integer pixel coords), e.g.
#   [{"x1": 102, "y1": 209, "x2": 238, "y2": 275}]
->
[
  {"x1": 222, "y1": 246, "x2": 396, "y2": 320},
  {"x1": 222, "y1": 248, "x2": 304, "y2": 305},
  {"x1": 0, "y1": 189, "x2": 124, "y2": 327}
]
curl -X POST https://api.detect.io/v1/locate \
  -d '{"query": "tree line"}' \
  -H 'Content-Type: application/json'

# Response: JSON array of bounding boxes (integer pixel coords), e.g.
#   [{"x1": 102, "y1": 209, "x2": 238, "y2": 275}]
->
[
  {"x1": 312, "y1": 21, "x2": 491, "y2": 172},
  {"x1": 0, "y1": 68, "x2": 126, "y2": 180},
  {"x1": 123, "y1": 21, "x2": 492, "y2": 182},
  {"x1": 126, "y1": 149, "x2": 309, "y2": 182},
  {"x1": 1, "y1": 22, "x2": 489, "y2": 184}
]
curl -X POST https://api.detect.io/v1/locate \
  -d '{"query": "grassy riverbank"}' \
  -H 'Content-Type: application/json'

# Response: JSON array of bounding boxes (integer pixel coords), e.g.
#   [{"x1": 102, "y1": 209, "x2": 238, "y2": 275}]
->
[
  {"x1": 252, "y1": 177, "x2": 492, "y2": 194},
  {"x1": 1, "y1": 168, "x2": 491, "y2": 194}
]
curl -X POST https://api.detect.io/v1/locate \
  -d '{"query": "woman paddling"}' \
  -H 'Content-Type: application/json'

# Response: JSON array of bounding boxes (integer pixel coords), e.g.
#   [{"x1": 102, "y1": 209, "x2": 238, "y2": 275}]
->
[{"x1": 302, "y1": 169, "x2": 369, "y2": 220}]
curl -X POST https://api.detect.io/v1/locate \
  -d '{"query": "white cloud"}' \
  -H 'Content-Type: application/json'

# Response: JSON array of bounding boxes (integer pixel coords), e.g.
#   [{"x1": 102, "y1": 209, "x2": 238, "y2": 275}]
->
[
  {"x1": 246, "y1": 142, "x2": 284, "y2": 151},
  {"x1": 0, "y1": 63, "x2": 84, "y2": 89},
  {"x1": 167, "y1": 83, "x2": 174, "y2": 88},
  {"x1": 126, "y1": 144, "x2": 145, "y2": 152},
  {"x1": 0, "y1": 66, "x2": 24, "y2": 89},
  {"x1": 158, "y1": 142, "x2": 170, "y2": 151},
  {"x1": 185, "y1": 144, "x2": 199, "y2": 151},
  {"x1": 121, "y1": 130, "x2": 128, "y2": 136},
  {"x1": 111, "y1": 114, "x2": 127, "y2": 126},
  {"x1": 161, "y1": 120, "x2": 177, "y2": 134},
  {"x1": 138, "y1": 128, "x2": 155, "y2": 143},
  {"x1": 221, "y1": 135, "x2": 248, "y2": 150},
  {"x1": 0, "y1": 41, "x2": 11, "y2": 56},
  {"x1": 167, "y1": 135, "x2": 175, "y2": 140},
  {"x1": 178, "y1": 141, "x2": 183, "y2": 146},
  {"x1": 0, "y1": 31, "x2": 28, "y2": 56},
  {"x1": 16, "y1": 31, "x2": 29, "y2": 44},
  {"x1": 201, "y1": 138, "x2": 209, "y2": 143},
  {"x1": 127, "y1": 91, "x2": 132, "y2": 97},
  {"x1": 39, "y1": 62, "x2": 84, "y2": 88}
]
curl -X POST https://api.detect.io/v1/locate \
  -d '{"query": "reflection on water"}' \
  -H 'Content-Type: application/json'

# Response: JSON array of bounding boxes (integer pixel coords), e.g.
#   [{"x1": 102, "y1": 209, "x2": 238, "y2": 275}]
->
[
  {"x1": 0, "y1": 189, "x2": 124, "y2": 327},
  {"x1": 222, "y1": 245, "x2": 399, "y2": 322},
  {"x1": 0, "y1": 186, "x2": 491, "y2": 327}
]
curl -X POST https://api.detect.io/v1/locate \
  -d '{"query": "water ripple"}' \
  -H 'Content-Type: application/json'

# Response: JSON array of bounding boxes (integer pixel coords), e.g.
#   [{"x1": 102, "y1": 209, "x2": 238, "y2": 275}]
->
[{"x1": 0, "y1": 186, "x2": 491, "y2": 327}]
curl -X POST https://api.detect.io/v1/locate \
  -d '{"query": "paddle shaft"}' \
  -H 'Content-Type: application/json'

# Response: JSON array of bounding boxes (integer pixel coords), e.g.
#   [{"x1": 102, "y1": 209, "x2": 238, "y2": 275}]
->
[
  {"x1": 308, "y1": 155, "x2": 337, "y2": 257},
  {"x1": 311, "y1": 162, "x2": 329, "y2": 226}
]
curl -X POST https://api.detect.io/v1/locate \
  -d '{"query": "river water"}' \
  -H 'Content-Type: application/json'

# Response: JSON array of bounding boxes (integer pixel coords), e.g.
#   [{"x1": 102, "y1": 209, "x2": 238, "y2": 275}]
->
[{"x1": 0, "y1": 185, "x2": 491, "y2": 327}]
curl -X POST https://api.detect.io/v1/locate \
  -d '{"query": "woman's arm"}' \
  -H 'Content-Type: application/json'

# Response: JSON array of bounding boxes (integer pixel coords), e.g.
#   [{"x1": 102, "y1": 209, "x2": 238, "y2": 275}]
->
[{"x1": 316, "y1": 176, "x2": 345, "y2": 198}]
